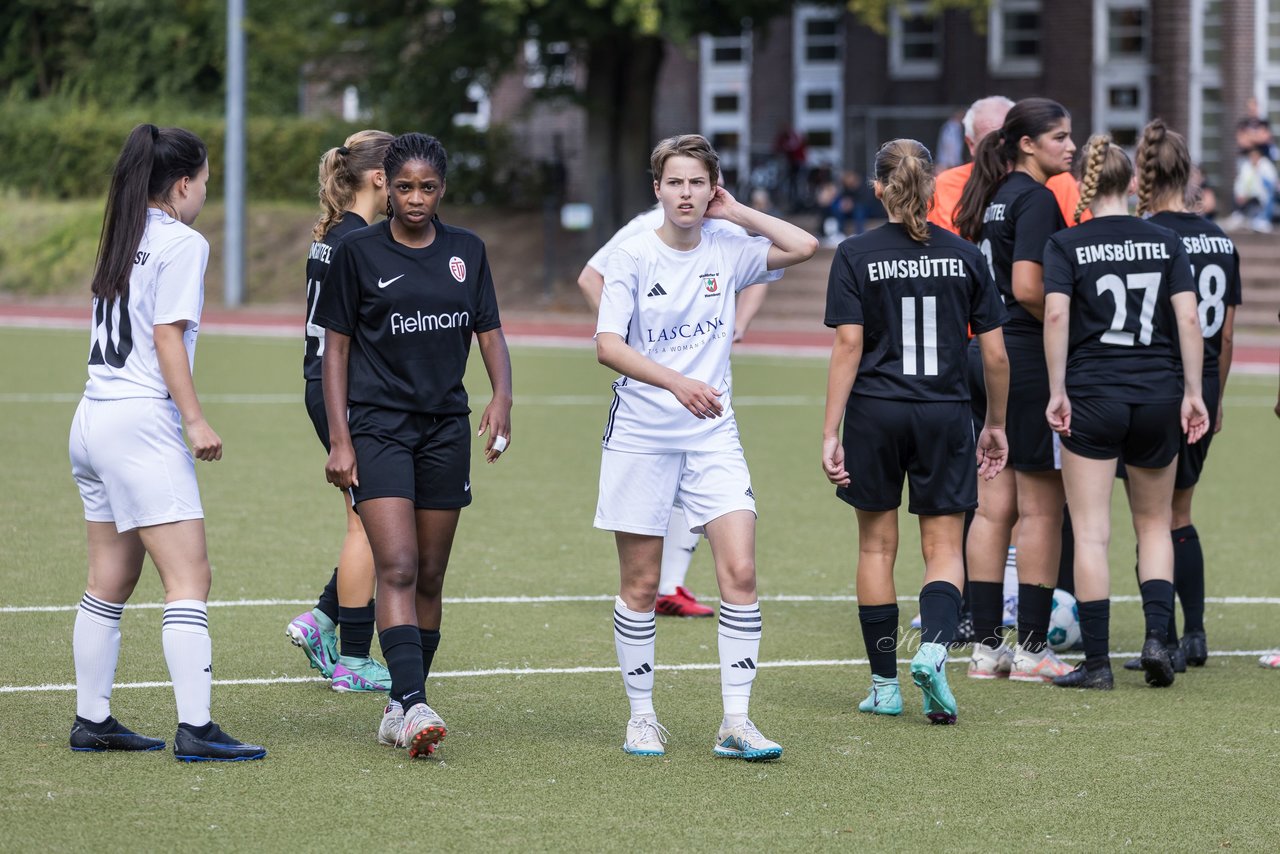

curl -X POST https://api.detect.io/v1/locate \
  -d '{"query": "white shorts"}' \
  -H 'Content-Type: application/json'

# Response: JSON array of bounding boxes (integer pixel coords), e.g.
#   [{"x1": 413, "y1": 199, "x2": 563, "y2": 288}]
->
[
  {"x1": 594, "y1": 447, "x2": 756, "y2": 536},
  {"x1": 69, "y1": 397, "x2": 204, "y2": 533}
]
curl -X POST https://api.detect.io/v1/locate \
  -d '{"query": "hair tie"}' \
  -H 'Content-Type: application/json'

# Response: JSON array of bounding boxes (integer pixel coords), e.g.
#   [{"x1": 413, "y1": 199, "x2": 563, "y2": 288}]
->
[{"x1": 337, "y1": 146, "x2": 350, "y2": 156}]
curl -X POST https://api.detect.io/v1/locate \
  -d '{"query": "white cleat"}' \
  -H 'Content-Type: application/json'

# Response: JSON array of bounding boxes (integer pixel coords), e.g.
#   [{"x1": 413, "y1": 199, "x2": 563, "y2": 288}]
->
[
  {"x1": 968, "y1": 641, "x2": 1014, "y2": 679},
  {"x1": 623, "y1": 716, "x2": 669, "y2": 756},
  {"x1": 400, "y1": 702, "x2": 447, "y2": 759},
  {"x1": 377, "y1": 700, "x2": 404, "y2": 747},
  {"x1": 1010, "y1": 645, "x2": 1075, "y2": 683},
  {"x1": 713, "y1": 718, "x2": 782, "y2": 762}
]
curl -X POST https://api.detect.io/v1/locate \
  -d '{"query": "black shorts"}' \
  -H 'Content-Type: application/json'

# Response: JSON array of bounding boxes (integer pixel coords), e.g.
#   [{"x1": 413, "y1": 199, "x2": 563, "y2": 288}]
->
[
  {"x1": 1005, "y1": 332, "x2": 1057, "y2": 472},
  {"x1": 348, "y1": 404, "x2": 472, "y2": 510},
  {"x1": 1063, "y1": 397, "x2": 1181, "y2": 469},
  {"x1": 837, "y1": 396, "x2": 977, "y2": 516},
  {"x1": 305, "y1": 379, "x2": 330, "y2": 452},
  {"x1": 1115, "y1": 374, "x2": 1220, "y2": 488},
  {"x1": 1174, "y1": 373, "x2": 1220, "y2": 489},
  {"x1": 966, "y1": 337, "x2": 986, "y2": 434}
]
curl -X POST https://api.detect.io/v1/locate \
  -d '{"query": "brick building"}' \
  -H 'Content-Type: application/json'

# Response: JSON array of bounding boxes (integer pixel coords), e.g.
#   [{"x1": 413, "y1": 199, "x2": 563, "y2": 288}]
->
[{"x1": 452, "y1": 0, "x2": 1280, "y2": 205}]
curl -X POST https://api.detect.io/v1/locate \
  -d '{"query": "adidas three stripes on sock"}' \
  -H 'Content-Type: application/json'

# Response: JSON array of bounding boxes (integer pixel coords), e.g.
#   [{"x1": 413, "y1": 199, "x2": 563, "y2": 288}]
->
[
  {"x1": 718, "y1": 601, "x2": 762, "y2": 719},
  {"x1": 613, "y1": 597, "x2": 656, "y2": 718}
]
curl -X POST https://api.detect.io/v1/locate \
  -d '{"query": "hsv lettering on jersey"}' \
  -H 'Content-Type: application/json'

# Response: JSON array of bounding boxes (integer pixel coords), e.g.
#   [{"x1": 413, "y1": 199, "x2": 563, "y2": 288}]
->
[
  {"x1": 866, "y1": 256, "x2": 966, "y2": 281},
  {"x1": 1147, "y1": 211, "x2": 1243, "y2": 374},
  {"x1": 824, "y1": 222, "x2": 1006, "y2": 403},
  {"x1": 1042, "y1": 215, "x2": 1195, "y2": 402},
  {"x1": 84, "y1": 208, "x2": 208, "y2": 401},
  {"x1": 1073, "y1": 241, "x2": 1170, "y2": 264},
  {"x1": 303, "y1": 212, "x2": 368, "y2": 382}
]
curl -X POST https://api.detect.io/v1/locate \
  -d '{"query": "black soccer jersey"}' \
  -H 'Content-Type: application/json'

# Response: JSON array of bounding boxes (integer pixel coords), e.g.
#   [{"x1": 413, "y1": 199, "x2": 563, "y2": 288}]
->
[
  {"x1": 1043, "y1": 215, "x2": 1195, "y2": 402},
  {"x1": 825, "y1": 222, "x2": 1008, "y2": 402},
  {"x1": 314, "y1": 219, "x2": 502, "y2": 414},
  {"x1": 977, "y1": 171, "x2": 1066, "y2": 335},
  {"x1": 304, "y1": 212, "x2": 368, "y2": 382},
  {"x1": 1147, "y1": 211, "x2": 1242, "y2": 376}
]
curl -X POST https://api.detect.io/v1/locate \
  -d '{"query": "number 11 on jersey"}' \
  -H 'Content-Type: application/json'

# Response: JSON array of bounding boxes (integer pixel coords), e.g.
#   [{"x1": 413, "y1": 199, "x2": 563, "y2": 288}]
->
[{"x1": 902, "y1": 296, "x2": 938, "y2": 376}]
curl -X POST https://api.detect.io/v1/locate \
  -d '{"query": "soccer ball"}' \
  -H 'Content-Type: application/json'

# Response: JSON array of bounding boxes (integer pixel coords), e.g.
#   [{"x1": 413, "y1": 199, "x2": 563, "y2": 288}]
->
[{"x1": 1047, "y1": 589, "x2": 1081, "y2": 652}]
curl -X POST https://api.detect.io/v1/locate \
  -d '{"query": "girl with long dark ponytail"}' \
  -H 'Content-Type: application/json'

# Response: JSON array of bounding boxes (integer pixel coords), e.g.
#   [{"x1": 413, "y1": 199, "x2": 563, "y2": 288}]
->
[
  {"x1": 953, "y1": 98, "x2": 1080, "y2": 685},
  {"x1": 69, "y1": 124, "x2": 265, "y2": 761},
  {"x1": 822, "y1": 138, "x2": 1010, "y2": 723}
]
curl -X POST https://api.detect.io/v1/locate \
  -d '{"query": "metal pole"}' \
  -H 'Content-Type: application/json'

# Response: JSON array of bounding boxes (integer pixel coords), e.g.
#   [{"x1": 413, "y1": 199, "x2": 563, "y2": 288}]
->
[{"x1": 224, "y1": 0, "x2": 246, "y2": 306}]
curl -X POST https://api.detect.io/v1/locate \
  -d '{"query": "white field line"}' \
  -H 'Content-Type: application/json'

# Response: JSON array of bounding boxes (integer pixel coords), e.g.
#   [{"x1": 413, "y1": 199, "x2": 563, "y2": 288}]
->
[
  {"x1": 3, "y1": 391, "x2": 1278, "y2": 408},
  {"x1": 3, "y1": 650, "x2": 1276, "y2": 695},
  {"x1": 3, "y1": 593, "x2": 1278, "y2": 615}
]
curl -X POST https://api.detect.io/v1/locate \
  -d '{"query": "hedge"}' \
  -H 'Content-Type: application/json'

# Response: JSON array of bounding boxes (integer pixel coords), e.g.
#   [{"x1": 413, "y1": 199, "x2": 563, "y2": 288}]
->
[{"x1": 0, "y1": 99, "x2": 536, "y2": 204}]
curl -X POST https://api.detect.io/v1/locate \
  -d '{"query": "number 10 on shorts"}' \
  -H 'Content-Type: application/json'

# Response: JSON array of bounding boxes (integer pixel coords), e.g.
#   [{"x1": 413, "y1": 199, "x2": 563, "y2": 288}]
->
[{"x1": 902, "y1": 296, "x2": 938, "y2": 376}]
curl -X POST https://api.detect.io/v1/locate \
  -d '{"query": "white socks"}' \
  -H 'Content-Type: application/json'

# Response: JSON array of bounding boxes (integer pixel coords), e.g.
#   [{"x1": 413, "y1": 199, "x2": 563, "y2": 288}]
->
[
  {"x1": 613, "y1": 597, "x2": 656, "y2": 718},
  {"x1": 162, "y1": 599, "x2": 212, "y2": 727},
  {"x1": 74, "y1": 593, "x2": 124, "y2": 722},
  {"x1": 718, "y1": 601, "x2": 762, "y2": 718},
  {"x1": 657, "y1": 508, "x2": 700, "y2": 597}
]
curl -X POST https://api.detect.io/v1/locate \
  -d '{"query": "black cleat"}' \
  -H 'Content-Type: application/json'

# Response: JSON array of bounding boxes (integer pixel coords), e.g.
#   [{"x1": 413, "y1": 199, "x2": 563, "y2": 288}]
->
[
  {"x1": 70, "y1": 716, "x2": 165, "y2": 752},
  {"x1": 1139, "y1": 636, "x2": 1176, "y2": 687},
  {"x1": 1052, "y1": 662, "x2": 1114, "y2": 690},
  {"x1": 1123, "y1": 645, "x2": 1186, "y2": 673},
  {"x1": 1181, "y1": 630, "x2": 1208, "y2": 667},
  {"x1": 174, "y1": 722, "x2": 266, "y2": 762}
]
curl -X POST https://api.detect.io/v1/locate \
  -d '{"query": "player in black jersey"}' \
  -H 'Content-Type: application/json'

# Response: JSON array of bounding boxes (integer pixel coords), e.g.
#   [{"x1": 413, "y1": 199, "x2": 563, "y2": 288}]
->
[
  {"x1": 315, "y1": 133, "x2": 512, "y2": 758},
  {"x1": 1042, "y1": 134, "x2": 1208, "y2": 690},
  {"x1": 954, "y1": 98, "x2": 1077, "y2": 683},
  {"x1": 286, "y1": 130, "x2": 395, "y2": 693},
  {"x1": 1115, "y1": 119, "x2": 1242, "y2": 670},
  {"x1": 823, "y1": 139, "x2": 1009, "y2": 724}
]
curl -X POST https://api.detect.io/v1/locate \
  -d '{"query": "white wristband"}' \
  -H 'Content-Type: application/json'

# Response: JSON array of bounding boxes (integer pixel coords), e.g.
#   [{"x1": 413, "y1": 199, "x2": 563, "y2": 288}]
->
[{"x1": 493, "y1": 435, "x2": 508, "y2": 453}]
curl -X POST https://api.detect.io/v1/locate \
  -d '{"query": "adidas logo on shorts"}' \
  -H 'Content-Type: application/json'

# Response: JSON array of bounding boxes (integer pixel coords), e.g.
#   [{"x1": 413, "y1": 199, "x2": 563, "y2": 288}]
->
[
  {"x1": 646, "y1": 283, "x2": 667, "y2": 298},
  {"x1": 745, "y1": 486, "x2": 754, "y2": 499}
]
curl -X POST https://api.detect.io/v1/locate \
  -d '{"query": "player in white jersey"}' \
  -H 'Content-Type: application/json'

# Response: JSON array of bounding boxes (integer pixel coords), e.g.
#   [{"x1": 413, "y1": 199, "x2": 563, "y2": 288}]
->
[
  {"x1": 578, "y1": 199, "x2": 781, "y2": 617},
  {"x1": 67, "y1": 124, "x2": 264, "y2": 761},
  {"x1": 594, "y1": 134, "x2": 817, "y2": 760}
]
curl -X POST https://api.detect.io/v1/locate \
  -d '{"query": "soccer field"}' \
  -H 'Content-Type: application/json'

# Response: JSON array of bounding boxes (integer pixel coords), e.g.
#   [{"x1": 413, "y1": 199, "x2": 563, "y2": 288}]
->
[{"x1": 1, "y1": 327, "x2": 1277, "y2": 851}]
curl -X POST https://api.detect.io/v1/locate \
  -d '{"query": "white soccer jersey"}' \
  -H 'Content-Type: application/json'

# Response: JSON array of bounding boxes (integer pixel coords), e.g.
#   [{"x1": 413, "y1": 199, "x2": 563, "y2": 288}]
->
[
  {"x1": 587, "y1": 204, "x2": 782, "y2": 286},
  {"x1": 83, "y1": 209, "x2": 208, "y2": 400},
  {"x1": 596, "y1": 227, "x2": 771, "y2": 453}
]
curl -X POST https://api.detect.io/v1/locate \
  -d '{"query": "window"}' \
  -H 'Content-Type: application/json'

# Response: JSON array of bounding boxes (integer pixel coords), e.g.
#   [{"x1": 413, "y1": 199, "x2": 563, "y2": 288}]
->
[
  {"x1": 806, "y1": 129, "x2": 835, "y2": 148},
  {"x1": 523, "y1": 40, "x2": 574, "y2": 89},
  {"x1": 805, "y1": 17, "x2": 840, "y2": 62},
  {"x1": 1107, "y1": 6, "x2": 1147, "y2": 57},
  {"x1": 989, "y1": 0, "x2": 1042, "y2": 75},
  {"x1": 890, "y1": 1, "x2": 942, "y2": 79},
  {"x1": 712, "y1": 94, "x2": 739, "y2": 113},
  {"x1": 806, "y1": 91, "x2": 834, "y2": 111},
  {"x1": 452, "y1": 81, "x2": 490, "y2": 131},
  {"x1": 713, "y1": 43, "x2": 745, "y2": 64}
]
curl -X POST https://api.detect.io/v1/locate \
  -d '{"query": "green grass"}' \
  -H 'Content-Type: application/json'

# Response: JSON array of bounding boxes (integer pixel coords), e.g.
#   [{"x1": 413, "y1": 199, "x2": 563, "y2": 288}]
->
[{"x1": 1, "y1": 328, "x2": 1278, "y2": 852}]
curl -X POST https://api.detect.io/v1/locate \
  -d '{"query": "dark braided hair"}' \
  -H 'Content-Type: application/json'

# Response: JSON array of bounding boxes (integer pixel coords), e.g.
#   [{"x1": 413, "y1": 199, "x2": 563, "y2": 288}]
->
[{"x1": 383, "y1": 132, "x2": 448, "y2": 220}]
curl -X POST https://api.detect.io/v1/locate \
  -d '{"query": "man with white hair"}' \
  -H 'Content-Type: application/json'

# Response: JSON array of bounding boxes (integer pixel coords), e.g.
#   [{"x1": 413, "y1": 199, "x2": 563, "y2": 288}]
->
[{"x1": 929, "y1": 95, "x2": 1085, "y2": 234}]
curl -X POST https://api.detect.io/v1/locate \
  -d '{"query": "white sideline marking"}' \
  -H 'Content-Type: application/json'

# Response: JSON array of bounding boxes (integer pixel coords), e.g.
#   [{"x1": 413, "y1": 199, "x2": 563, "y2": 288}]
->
[
  {"x1": 3, "y1": 392, "x2": 1277, "y2": 408},
  {"x1": 3, "y1": 650, "x2": 1275, "y2": 694},
  {"x1": 3, "y1": 593, "x2": 1278, "y2": 615}
]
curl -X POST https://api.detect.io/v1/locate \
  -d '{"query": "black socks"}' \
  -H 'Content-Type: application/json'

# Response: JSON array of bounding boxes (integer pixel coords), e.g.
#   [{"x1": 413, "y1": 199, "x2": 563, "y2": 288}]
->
[
  {"x1": 969, "y1": 581, "x2": 1004, "y2": 650},
  {"x1": 1140, "y1": 579, "x2": 1176, "y2": 640},
  {"x1": 1017, "y1": 583, "x2": 1055, "y2": 653},
  {"x1": 379, "y1": 625, "x2": 425, "y2": 709},
  {"x1": 858, "y1": 604, "x2": 899, "y2": 680},
  {"x1": 1077, "y1": 598, "x2": 1111, "y2": 671},
  {"x1": 315, "y1": 569, "x2": 339, "y2": 623},
  {"x1": 1172, "y1": 525, "x2": 1205, "y2": 634},
  {"x1": 420, "y1": 629, "x2": 441, "y2": 679},
  {"x1": 338, "y1": 603, "x2": 375, "y2": 658},
  {"x1": 918, "y1": 581, "x2": 962, "y2": 646}
]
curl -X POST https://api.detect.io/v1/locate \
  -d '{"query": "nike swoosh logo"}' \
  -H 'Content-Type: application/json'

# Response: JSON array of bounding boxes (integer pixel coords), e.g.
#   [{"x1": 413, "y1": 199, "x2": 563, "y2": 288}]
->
[{"x1": 377, "y1": 274, "x2": 405, "y2": 289}]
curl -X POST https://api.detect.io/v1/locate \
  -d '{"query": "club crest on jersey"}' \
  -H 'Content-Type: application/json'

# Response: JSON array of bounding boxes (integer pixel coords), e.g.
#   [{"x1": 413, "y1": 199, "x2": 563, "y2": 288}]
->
[
  {"x1": 701, "y1": 275, "x2": 720, "y2": 297},
  {"x1": 448, "y1": 256, "x2": 467, "y2": 282}
]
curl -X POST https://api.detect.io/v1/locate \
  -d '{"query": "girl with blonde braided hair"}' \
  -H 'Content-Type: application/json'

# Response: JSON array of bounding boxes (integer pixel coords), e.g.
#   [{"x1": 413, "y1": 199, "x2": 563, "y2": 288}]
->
[
  {"x1": 822, "y1": 138, "x2": 1010, "y2": 722},
  {"x1": 287, "y1": 129, "x2": 396, "y2": 693},
  {"x1": 1041, "y1": 132, "x2": 1208, "y2": 690},
  {"x1": 1111, "y1": 119, "x2": 1241, "y2": 671}
]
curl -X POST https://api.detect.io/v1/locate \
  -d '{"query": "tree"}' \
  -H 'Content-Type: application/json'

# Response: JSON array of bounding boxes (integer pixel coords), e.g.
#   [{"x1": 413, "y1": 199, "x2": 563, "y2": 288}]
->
[{"x1": 336, "y1": 1, "x2": 993, "y2": 233}]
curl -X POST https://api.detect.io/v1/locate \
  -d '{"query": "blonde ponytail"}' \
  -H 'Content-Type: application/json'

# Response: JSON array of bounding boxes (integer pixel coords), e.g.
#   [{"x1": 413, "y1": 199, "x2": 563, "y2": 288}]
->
[
  {"x1": 312, "y1": 129, "x2": 394, "y2": 241},
  {"x1": 874, "y1": 139, "x2": 935, "y2": 244}
]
